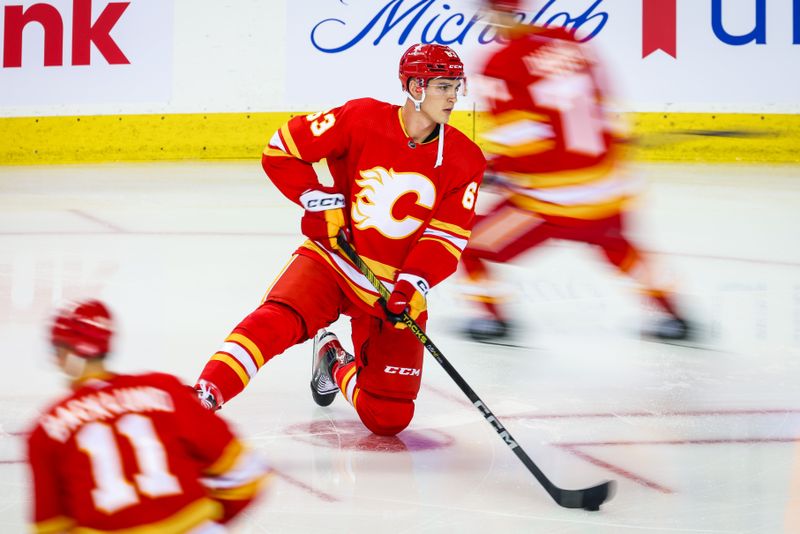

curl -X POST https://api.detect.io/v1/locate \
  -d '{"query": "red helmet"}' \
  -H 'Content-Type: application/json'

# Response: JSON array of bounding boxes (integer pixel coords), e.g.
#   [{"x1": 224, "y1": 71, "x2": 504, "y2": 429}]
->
[
  {"x1": 485, "y1": 0, "x2": 521, "y2": 11},
  {"x1": 50, "y1": 300, "x2": 113, "y2": 358},
  {"x1": 399, "y1": 43, "x2": 465, "y2": 91}
]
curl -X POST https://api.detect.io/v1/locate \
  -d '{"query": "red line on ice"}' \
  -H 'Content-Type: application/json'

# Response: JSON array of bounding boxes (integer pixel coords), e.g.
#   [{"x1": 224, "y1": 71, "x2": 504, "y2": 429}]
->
[
  {"x1": 270, "y1": 468, "x2": 340, "y2": 503},
  {"x1": 557, "y1": 444, "x2": 673, "y2": 494}
]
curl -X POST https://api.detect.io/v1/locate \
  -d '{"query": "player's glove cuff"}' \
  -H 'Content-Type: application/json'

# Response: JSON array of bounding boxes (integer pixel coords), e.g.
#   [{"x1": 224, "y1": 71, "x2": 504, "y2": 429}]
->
[{"x1": 299, "y1": 189, "x2": 347, "y2": 250}]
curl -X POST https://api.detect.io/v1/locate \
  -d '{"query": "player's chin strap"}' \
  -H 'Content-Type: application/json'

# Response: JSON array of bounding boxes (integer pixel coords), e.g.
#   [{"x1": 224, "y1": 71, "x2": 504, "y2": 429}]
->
[
  {"x1": 404, "y1": 87, "x2": 444, "y2": 168},
  {"x1": 405, "y1": 88, "x2": 426, "y2": 111},
  {"x1": 435, "y1": 124, "x2": 444, "y2": 168}
]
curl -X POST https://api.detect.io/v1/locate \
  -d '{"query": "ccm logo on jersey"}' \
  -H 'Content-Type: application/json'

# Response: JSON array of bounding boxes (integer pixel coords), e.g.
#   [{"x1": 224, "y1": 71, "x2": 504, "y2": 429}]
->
[{"x1": 384, "y1": 366, "x2": 420, "y2": 376}]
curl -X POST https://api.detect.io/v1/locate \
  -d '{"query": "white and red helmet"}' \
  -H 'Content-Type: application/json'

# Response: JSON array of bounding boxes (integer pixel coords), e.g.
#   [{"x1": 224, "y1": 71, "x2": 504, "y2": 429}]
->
[
  {"x1": 398, "y1": 43, "x2": 465, "y2": 91},
  {"x1": 50, "y1": 299, "x2": 113, "y2": 358}
]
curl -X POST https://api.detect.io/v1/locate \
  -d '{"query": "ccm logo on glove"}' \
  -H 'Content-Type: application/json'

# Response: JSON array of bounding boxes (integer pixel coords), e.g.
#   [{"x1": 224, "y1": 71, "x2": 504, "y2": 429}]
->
[{"x1": 303, "y1": 195, "x2": 345, "y2": 211}]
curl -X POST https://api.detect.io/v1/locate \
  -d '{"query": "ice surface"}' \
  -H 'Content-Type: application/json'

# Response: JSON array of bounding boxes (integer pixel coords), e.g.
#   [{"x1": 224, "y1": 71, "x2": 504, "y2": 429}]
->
[{"x1": 1, "y1": 162, "x2": 799, "y2": 533}]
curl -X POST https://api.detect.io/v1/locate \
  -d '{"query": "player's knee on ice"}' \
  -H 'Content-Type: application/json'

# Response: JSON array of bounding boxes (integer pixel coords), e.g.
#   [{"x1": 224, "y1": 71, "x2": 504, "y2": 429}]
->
[{"x1": 356, "y1": 391, "x2": 415, "y2": 436}]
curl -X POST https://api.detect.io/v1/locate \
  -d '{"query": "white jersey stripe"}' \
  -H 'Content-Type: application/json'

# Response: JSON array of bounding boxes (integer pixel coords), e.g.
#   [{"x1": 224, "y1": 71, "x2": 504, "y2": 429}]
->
[
  {"x1": 201, "y1": 449, "x2": 269, "y2": 490},
  {"x1": 509, "y1": 175, "x2": 642, "y2": 205},
  {"x1": 316, "y1": 242, "x2": 396, "y2": 295},
  {"x1": 269, "y1": 130, "x2": 288, "y2": 153},
  {"x1": 421, "y1": 228, "x2": 468, "y2": 251},
  {"x1": 483, "y1": 119, "x2": 555, "y2": 146}
]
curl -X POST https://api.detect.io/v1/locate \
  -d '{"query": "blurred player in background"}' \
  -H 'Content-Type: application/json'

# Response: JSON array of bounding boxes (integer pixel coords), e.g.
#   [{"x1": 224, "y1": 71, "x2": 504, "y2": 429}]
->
[
  {"x1": 27, "y1": 300, "x2": 269, "y2": 533},
  {"x1": 194, "y1": 43, "x2": 485, "y2": 436},
  {"x1": 460, "y1": 0, "x2": 692, "y2": 343}
]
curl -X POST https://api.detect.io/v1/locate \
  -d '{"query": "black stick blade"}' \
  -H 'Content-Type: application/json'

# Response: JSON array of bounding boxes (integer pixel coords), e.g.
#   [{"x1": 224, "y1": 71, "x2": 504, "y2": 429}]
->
[{"x1": 556, "y1": 480, "x2": 616, "y2": 510}]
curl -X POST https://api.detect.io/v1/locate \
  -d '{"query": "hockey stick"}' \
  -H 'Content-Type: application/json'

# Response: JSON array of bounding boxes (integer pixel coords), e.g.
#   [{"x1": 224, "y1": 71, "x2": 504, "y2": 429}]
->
[{"x1": 335, "y1": 232, "x2": 615, "y2": 510}]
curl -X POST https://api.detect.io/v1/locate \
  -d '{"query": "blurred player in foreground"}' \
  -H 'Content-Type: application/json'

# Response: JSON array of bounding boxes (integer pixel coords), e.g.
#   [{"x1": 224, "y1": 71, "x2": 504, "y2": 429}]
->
[
  {"x1": 27, "y1": 300, "x2": 269, "y2": 533},
  {"x1": 194, "y1": 43, "x2": 485, "y2": 436},
  {"x1": 460, "y1": 0, "x2": 692, "y2": 344}
]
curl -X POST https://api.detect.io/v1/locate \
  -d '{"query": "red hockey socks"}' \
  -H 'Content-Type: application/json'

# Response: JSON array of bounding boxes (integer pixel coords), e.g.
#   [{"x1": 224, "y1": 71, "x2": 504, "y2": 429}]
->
[{"x1": 196, "y1": 301, "x2": 306, "y2": 405}]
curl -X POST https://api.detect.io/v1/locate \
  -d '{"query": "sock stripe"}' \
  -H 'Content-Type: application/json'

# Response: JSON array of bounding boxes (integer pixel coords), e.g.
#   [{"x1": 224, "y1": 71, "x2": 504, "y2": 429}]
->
[
  {"x1": 211, "y1": 353, "x2": 249, "y2": 387},
  {"x1": 219, "y1": 342, "x2": 258, "y2": 378},
  {"x1": 345, "y1": 372, "x2": 358, "y2": 403},
  {"x1": 227, "y1": 333, "x2": 265, "y2": 367},
  {"x1": 339, "y1": 365, "x2": 357, "y2": 401}
]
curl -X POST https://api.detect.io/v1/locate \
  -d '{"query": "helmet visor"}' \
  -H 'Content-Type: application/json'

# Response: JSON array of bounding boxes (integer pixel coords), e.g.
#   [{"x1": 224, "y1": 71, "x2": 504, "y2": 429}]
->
[{"x1": 424, "y1": 76, "x2": 468, "y2": 97}]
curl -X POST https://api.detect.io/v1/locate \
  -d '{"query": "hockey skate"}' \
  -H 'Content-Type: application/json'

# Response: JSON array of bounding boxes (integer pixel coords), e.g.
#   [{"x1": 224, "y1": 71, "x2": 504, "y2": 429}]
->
[
  {"x1": 643, "y1": 316, "x2": 693, "y2": 342},
  {"x1": 310, "y1": 329, "x2": 353, "y2": 407},
  {"x1": 194, "y1": 380, "x2": 223, "y2": 411},
  {"x1": 464, "y1": 316, "x2": 514, "y2": 345}
]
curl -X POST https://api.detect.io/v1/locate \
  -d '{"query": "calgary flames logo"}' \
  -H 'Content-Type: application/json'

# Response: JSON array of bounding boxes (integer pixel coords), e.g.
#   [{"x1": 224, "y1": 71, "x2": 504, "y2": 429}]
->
[{"x1": 351, "y1": 166, "x2": 436, "y2": 239}]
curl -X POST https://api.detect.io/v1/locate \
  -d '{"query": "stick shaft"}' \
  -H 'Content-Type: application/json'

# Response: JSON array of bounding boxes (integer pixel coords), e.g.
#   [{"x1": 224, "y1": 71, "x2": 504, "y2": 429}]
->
[{"x1": 335, "y1": 234, "x2": 562, "y2": 498}]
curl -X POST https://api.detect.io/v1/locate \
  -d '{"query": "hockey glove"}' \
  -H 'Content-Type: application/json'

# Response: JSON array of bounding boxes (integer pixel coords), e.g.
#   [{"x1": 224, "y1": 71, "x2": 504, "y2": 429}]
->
[
  {"x1": 300, "y1": 188, "x2": 347, "y2": 250},
  {"x1": 385, "y1": 273, "x2": 429, "y2": 329}
]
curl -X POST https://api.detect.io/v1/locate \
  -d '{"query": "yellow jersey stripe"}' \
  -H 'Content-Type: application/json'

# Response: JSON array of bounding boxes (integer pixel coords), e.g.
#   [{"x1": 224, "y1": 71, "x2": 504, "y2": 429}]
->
[
  {"x1": 72, "y1": 498, "x2": 221, "y2": 534},
  {"x1": 363, "y1": 255, "x2": 398, "y2": 280},
  {"x1": 503, "y1": 158, "x2": 616, "y2": 189},
  {"x1": 262, "y1": 255, "x2": 299, "y2": 303},
  {"x1": 262, "y1": 147, "x2": 294, "y2": 158},
  {"x1": 429, "y1": 218, "x2": 471, "y2": 238},
  {"x1": 509, "y1": 194, "x2": 630, "y2": 219},
  {"x1": 301, "y1": 242, "x2": 382, "y2": 306},
  {"x1": 482, "y1": 138, "x2": 555, "y2": 158},
  {"x1": 398, "y1": 108, "x2": 439, "y2": 145},
  {"x1": 464, "y1": 294, "x2": 510, "y2": 304},
  {"x1": 208, "y1": 473, "x2": 271, "y2": 501},
  {"x1": 480, "y1": 109, "x2": 555, "y2": 157},
  {"x1": 419, "y1": 236, "x2": 461, "y2": 260},
  {"x1": 33, "y1": 516, "x2": 75, "y2": 534},
  {"x1": 397, "y1": 107, "x2": 410, "y2": 138},
  {"x1": 204, "y1": 439, "x2": 244, "y2": 476},
  {"x1": 279, "y1": 124, "x2": 302, "y2": 159},
  {"x1": 489, "y1": 109, "x2": 550, "y2": 126}
]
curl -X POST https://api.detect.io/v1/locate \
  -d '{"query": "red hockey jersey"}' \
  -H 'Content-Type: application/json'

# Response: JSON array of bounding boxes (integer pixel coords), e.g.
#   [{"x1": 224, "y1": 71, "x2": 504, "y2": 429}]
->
[
  {"x1": 27, "y1": 372, "x2": 268, "y2": 533},
  {"x1": 262, "y1": 98, "x2": 486, "y2": 314},
  {"x1": 479, "y1": 26, "x2": 635, "y2": 220}
]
